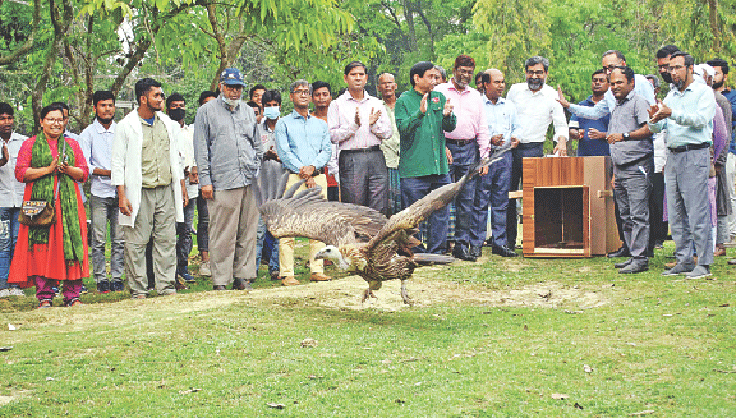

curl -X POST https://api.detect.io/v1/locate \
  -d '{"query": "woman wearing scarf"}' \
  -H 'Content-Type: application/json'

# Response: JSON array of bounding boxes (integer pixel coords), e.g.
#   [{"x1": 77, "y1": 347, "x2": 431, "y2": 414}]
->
[{"x1": 9, "y1": 104, "x2": 89, "y2": 307}]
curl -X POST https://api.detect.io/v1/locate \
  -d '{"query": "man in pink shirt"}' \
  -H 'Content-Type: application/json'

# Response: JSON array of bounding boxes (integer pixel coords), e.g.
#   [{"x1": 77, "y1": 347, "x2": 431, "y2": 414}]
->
[
  {"x1": 435, "y1": 55, "x2": 491, "y2": 261},
  {"x1": 328, "y1": 61, "x2": 393, "y2": 215}
]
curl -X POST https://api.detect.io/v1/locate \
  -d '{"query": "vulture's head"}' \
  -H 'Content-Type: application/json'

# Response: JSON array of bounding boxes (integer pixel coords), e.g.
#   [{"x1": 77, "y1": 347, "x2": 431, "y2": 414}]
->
[{"x1": 315, "y1": 245, "x2": 350, "y2": 270}]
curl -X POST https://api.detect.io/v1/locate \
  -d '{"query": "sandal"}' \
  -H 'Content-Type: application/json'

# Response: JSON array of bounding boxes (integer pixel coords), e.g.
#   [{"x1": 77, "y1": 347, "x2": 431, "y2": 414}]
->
[
  {"x1": 65, "y1": 298, "x2": 82, "y2": 307},
  {"x1": 38, "y1": 299, "x2": 52, "y2": 308}
]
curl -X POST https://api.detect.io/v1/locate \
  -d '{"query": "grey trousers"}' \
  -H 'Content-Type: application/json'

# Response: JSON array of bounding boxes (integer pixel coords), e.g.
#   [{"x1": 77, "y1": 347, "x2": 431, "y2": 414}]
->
[
  {"x1": 665, "y1": 147, "x2": 713, "y2": 267},
  {"x1": 614, "y1": 161, "x2": 652, "y2": 261},
  {"x1": 207, "y1": 185, "x2": 258, "y2": 286},
  {"x1": 90, "y1": 195, "x2": 125, "y2": 283},
  {"x1": 339, "y1": 149, "x2": 388, "y2": 215},
  {"x1": 123, "y1": 185, "x2": 177, "y2": 296}
]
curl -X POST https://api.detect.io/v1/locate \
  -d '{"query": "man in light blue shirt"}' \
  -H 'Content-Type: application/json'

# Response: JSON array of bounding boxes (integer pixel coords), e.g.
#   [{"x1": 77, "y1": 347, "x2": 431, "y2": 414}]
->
[
  {"x1": 80, "y1": 91, "x2": 124, "y2": 293},
  {"x1": 558, "y1": 50, "x2": 656, "y2": 117},
  {"x1": 275, "y1": 80, "x2": 332, "y2": 285},
  {"x1": 470, "y1": 69, "x2": 519, "y2": 258},
  {"x1": 649, "y1": 51, "x2": 717, "y2": 278}
]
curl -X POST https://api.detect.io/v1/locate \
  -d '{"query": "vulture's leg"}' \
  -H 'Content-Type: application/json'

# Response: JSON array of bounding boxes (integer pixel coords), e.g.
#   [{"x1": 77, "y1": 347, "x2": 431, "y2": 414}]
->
[
  {"x1": 362, "y1": 288, "x2": 376, "y2": 303},
  {"x1": 400, "y1": 280, "x2": 413, "y2": 306}
]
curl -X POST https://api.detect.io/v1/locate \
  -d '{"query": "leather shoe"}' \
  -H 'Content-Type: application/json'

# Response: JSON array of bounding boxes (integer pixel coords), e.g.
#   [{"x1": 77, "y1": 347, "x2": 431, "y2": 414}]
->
[
  {"x1": 492, "y1": 245, "x2": 518, "y2": 257},
  {"x1": 607, "y1": 247, "x2": 630, "y2": 258},
  {"x1": 212, "y1": 285, "x2": 226, "y2": 290},
  {"x1": 452, "y1": 243, "x2": 477, "y2": 261},
  {"x1": 615, "y1": 258, "x2": 632, "y2": 269},
  {"x1": 619, "y1": 261, "x2": 649, "y2": 274},
  {"x1": 309, "y1": 273, "x2": 331, "y2": 282},
  {"x1": 232, "y1": 279, "x2": 253, "y2": 290},
  {"x1": 728, "y1": 259, "x2": 736, "y2": 266},
  {"x1": 175, "y1": 281, "x2": 189, "y2": 291},
  {"x1": 282, "y1": 276, "x2": 300, "y2": 286},
  {"x1": 469, "y1": 245, "x2": 482, "y2": 258}
]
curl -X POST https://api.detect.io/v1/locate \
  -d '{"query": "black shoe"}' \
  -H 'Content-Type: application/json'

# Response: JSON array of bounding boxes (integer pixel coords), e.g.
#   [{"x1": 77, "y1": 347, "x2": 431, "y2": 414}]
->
[
  {"x1": 452, "y1": 243, "x2": 477, "y2": 262},
  {"x1": 97, "y1": 280, "x2": 110, "y2": 294},
  {"x1": 607, "y1": 247, "x2": 630, "y2": 258},
  {"x1": 469, "y1": 245, "x2": 482, "y2": 258},
  {"x1": 111, "y1": 280, "x2": 124, "y2": 292},
  {"x1": 614, "y1": 258, "x2": 632, "y2": 269},
  {"x1": 654, "y1": 240, "x2": 664, "y2": 249},
  {"x1": 80, "y1": 284, "x2": 89, "y2": 294},
  {"x1": 492, "y1": 245, "x2": 518, "y2": 257},
  {"x1": 619, "y1": 261, "x2": 649, "y2": 274},
  {"x1": 212, "y1": 285, "x2": 226, "y2": 290}
]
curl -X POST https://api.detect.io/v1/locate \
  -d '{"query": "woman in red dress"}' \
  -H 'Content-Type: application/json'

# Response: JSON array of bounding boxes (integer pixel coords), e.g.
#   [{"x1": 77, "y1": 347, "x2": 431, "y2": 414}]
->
[{"x1": 9, "y1": 104, "x2": 89, "y2": 307}]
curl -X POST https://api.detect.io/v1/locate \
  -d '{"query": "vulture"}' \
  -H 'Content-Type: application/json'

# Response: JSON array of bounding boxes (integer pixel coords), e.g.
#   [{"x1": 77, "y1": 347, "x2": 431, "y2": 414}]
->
[{"x1": 259, "y1": 159, "x2": 489, "y2": 306}]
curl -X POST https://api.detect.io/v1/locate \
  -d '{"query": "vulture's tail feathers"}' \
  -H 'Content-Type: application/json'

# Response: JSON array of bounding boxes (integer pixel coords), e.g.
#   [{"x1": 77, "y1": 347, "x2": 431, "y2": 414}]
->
[{"x1": 413, "y1": 253, "x2": 458, "y2": 265}]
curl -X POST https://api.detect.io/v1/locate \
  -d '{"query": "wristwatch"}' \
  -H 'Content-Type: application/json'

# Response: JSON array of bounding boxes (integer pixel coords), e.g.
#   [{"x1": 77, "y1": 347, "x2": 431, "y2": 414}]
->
[{"x1": 623, "y1": 132, "x2": 630, "y2": 141}]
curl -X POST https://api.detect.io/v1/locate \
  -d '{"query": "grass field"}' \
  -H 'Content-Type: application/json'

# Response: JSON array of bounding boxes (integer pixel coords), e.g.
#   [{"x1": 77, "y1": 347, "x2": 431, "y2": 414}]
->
[{"x1": 1, "y1": 241, "x2": 734, "y2": 417}]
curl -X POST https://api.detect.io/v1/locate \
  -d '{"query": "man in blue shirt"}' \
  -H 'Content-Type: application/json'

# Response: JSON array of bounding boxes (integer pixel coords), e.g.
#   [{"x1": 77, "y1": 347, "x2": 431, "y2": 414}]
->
[
  {"x1": 470, "y1": 69, "x2": 518, "y2": 258},
  {"x1": 275, "y1": 80, "x2": 333, "y2": 285},
  {"x1": 569, "y1": 69, "x2": 610, "y2": 156},
  {"x1": 650, "y1": 51, "x2": 717, "y2": 278}
]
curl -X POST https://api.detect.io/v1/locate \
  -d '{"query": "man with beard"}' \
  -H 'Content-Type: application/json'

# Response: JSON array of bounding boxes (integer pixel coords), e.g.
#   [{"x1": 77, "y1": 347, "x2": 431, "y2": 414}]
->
[
  {"x1": 707, "y1": 58, "x2": 736, "y2": 251},
  {"x1": 166, "y1": 93, "x2": 198, "y2": 289},
  {"x1": 328, "y1": 61, "x2": 392, "y2": 215},
  {"x1": 650, "y1": 51, "x2": 716, "y2": 278},
  {"x1": 506, "y1": 56, "x2": 568, "y2": 251},
  {"x1": 194, "y1": 68, "x2": 263, "y2": 290},
  {"x1": 111, "y1": 78, "x2": 188, "y2": 298},
  {"x1": 435, "y1": 55, "x2": 491, "y2": 261},
  {"x1": 395, "y1": 61, "x2": 456, "y2": 254},
  {"x1": 606, "y1": 66, "x2": 654, "y2": 274},
  {"x1": 80, "y1": 91, "x2": 124, "y2": 293},
  {"x1": 0, "y1": 102, "x2": 27, "y2": 298},
  {"x1": 470, "y1": 69, "x2": 519, "y2": 259}
]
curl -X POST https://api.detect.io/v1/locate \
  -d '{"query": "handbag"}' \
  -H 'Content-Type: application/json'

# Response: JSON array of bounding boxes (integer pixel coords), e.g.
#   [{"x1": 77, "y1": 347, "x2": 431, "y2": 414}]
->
[{"x1": 18, "y1": 138, "x2": 65, "y2": 227}]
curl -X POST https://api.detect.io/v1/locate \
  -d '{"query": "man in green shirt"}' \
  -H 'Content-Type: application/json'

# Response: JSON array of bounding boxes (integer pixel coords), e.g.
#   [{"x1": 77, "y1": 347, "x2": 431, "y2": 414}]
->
[{"x1": 395, "y1": 61, "x2": 457, "y2": 253}]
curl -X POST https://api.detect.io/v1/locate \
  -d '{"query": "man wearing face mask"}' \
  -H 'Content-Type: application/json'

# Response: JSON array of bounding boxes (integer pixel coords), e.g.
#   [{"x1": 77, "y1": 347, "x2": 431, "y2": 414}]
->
[
  {"x1": 166, "y1": 93, "x2": 197, "y2": 289},
  {"x1": 193, "y1": 68, "x2": 263, "y2": 290},
  {"x1": 506, "y1": 56, "x2": 569, "y2": 251},
  {"x1": 80, "y1": 91, "x2": 124, "y2": 293},
  {"x1": 435, "y1": 55, "x2": 491, "y2": 261},
  {"x1": 255, "y1": 89, "x2": 285, "y2": 282}
]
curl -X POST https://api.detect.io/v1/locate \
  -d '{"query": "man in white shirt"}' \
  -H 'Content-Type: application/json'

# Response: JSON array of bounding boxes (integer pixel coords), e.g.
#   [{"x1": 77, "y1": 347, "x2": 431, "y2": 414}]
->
[
  {"x1": 328, "y1": 61, "x2": 393, "y2": 215},
  {"x1": 506, "y1": 56, "x2": 569, "y2": 250},
  {"x1": 80, "y1": 91, "x2": 124, "y2": 294},
  {"x1": 0, "y1": 102, "x2": 27, "y2": 298}
]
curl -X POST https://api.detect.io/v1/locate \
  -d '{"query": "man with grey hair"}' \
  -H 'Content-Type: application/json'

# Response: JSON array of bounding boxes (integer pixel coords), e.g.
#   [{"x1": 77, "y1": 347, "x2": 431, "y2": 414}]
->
[
  {"x1": 506, "y1": 55, "x2": 569, "y2": 250},
  {"x1": 194, "y1": 68, "x2": 263, "y2": 290},
  {"x1": 275, "y1": 80, "x2": 332, "y2": 285}
]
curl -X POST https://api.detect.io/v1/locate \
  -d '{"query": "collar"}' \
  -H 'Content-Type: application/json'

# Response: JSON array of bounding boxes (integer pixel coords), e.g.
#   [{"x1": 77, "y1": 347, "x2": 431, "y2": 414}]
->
[
  {"x1": 93, "y1": 119, "x2": 116, "y2": 134},
  {"x1": 343, "y1": 90, "x2": 369, "y2": 103},
  {"x1": 485, "y1": 96, "x2": 506, "y2": 106},
  {"x1": 138, "y1": 113, "x2": 158, "y2": 126},
  {"x1": 290, "y1": 109, "x2": 312, "y2": 120},
  {"x1": 616, "y1": 90, "x2": 636, "y2": 105},
  {"x1": 447, "y1": 80, "x2": 471, "y2": 94}
]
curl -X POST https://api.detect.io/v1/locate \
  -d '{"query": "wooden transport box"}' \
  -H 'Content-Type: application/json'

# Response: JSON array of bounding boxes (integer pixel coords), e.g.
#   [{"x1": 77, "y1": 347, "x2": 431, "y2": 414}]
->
[{"x1": 521, "y1": 156, "x2": 621, "y2": 257}]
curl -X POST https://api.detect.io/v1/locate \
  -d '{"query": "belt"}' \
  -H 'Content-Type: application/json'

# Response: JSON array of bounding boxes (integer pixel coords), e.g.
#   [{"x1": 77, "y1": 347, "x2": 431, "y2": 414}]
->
[
  {"x1": 668, "y1": 142, "x2": 710, "y2": 153},
  {"x1": 341, "y1": 145, "x2": 381, "y2": 153},
  {"x1": 617, "y1": 153, "x2": 653, "y2": 168},
  {"x1": 445, "y1": 138, "x2": 476, "y2": 146}
]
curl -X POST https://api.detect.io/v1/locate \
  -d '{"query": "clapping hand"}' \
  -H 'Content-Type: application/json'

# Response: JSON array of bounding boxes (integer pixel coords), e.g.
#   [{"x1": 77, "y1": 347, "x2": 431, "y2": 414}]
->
[
  {"x1": 443, "y1": 98, "x2": 453, "y2": 117},
  {"x1": 368, "y1": 107, "x2": 381, "y2": 125},
  {"x1": 354, "y1": 107, "x2": 361, "y2": 126}
]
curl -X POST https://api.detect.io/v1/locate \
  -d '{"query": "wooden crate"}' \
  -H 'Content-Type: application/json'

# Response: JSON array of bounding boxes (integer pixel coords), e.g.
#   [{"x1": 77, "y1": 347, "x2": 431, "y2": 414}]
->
[{"x1": 521, "y1": 156, "x2": 620, "y2": 257}]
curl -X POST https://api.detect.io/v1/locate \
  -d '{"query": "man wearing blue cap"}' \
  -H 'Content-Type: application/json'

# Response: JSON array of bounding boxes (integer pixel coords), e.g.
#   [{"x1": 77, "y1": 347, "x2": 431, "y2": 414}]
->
[{"x1": 194, "y1": 68, "x2": 264, "y2": 290}]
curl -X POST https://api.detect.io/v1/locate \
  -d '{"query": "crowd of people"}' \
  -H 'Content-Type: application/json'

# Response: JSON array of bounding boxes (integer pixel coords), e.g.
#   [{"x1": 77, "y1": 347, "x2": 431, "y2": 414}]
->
[{"x1": 1, "y1": 45, "x2": 735, "y2": 307}]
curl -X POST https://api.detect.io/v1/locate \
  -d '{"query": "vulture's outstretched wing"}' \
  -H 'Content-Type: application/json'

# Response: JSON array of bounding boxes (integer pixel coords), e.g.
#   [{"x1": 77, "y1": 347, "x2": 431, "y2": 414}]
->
[
  {"x1": 259, "y1": 183, "x2": 388, "y2": 247},
  {"x1": 366, "y1": 159, "x2": 489, "y2": 253}
]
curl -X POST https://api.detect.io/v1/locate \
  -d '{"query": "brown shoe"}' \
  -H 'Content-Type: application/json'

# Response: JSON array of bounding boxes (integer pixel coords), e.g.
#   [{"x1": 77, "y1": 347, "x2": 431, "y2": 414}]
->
[
  {"x1": 309, "y1": 273, "x2": 331, "y2": 282},
  {"x1": 281, "y1": 276, "x2": 300, "y2": 286},
  {"x1": 212, "y1": 285, "x2": 226, "y2": 290},
  {"x1": 665, "y1": 256, "x2": 698, "y2": 269},
  {"x1": 714, "y1": 246, "x2": 727, "y2": 257}
]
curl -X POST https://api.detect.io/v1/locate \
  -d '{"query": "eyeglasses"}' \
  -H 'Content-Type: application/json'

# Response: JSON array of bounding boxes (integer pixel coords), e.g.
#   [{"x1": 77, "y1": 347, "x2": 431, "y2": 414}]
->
[
  {"x1": 292, "y1": 90, "x2": 311, "y2": 96},
  {"x1": 44, "y1": 118, "x2": 64, "y2": 125},
  {"x1": 526, "y1": 70, "x2": 545, "y2": 76}
]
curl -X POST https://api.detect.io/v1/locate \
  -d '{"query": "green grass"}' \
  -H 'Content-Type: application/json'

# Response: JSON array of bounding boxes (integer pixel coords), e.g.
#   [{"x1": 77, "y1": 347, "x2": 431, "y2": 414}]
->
[{"x1": 1, "y1": 241, "x2": 735, "y2": 417}]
